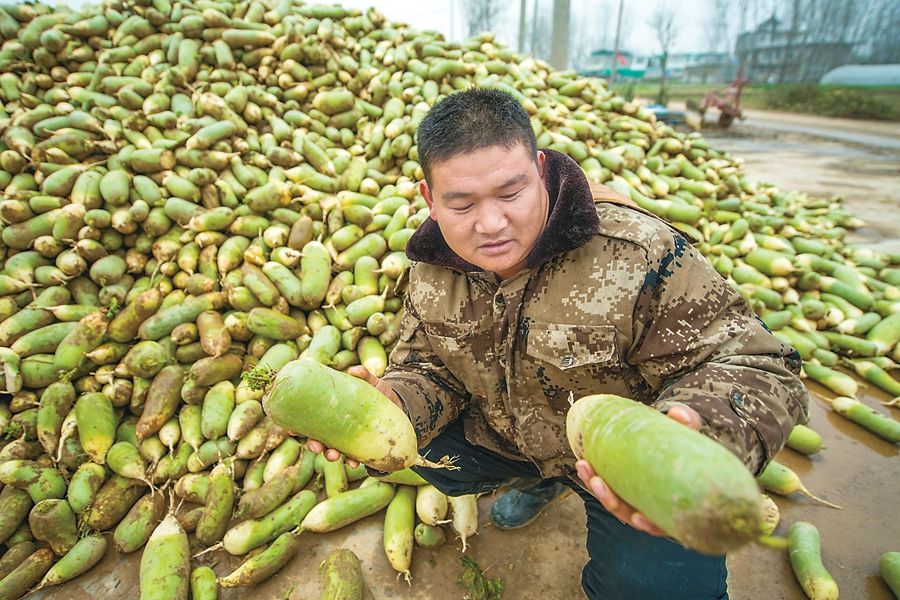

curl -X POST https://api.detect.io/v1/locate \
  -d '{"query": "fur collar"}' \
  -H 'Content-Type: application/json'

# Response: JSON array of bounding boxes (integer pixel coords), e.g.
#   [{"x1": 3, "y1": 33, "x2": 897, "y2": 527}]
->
[{"x1": 405, "y1": 149, "x2": 600, "y2": 273}]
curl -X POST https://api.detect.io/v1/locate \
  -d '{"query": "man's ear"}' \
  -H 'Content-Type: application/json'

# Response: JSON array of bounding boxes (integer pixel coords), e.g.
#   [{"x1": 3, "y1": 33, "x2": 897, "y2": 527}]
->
[
  {"x1": 419, "y1": 180, "x2": 435, "y2": 213},
  {"x1": 537, "y1": 150, "x2": 546, "y2": 179}
]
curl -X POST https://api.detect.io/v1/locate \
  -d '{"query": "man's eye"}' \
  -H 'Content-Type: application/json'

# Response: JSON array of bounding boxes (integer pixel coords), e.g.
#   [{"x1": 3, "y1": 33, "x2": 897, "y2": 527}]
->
[{"x1": 452, "y1": 204, "x2": 473, "y2": 213}]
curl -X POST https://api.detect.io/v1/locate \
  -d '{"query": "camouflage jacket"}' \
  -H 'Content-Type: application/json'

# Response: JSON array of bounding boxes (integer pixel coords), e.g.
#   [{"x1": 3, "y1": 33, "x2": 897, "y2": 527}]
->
[{"x1": 382, "y1": 149, "x2": 808, "y2": 478}]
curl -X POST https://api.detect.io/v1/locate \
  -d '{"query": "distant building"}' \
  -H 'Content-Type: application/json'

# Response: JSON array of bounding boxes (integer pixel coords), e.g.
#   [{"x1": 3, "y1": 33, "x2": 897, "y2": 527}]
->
[
  {"x1": 735, "y1": 15, "x2": 854, "y2": 83},
  {"x1": 579, "y1": 49, "x2": 734, "y2": 83},
  {"x1": 644, "y1": 52, "x2": 736, "y2": 83},
  {"x1": 580, "y1": 49, "x2": 647, "y2": 79}
]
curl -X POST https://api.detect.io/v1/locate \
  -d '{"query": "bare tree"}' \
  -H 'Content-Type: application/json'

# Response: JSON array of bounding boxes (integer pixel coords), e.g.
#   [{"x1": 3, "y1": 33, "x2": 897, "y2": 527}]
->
[
  {"x1": 866, "y1": 0, "x2": 900, "y2": 63},
  {"x1": 648, "y1": 3, "x2": 679, "y2": 104},
  {"x1": 569, "y1": 0, "x2": 612, "y2": 72},
  {"x1": 705, "y1": 0, "x2": 730, "y2": 53},
  {"x1": 463, "y1": 0, "x2": 504, "y2": 38},
  {"x1": 776, "y1": 0, "x2": 799, "y2": 84},
  {"x1": 529, "y1": 0, "x2": 552, "y2": 60}
]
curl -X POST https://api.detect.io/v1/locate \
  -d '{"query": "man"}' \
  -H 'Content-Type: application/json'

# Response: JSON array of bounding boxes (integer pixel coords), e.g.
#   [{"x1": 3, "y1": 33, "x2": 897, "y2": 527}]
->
[{"x1": 311, "y1": 88, "x2": 807, "y2": 599}]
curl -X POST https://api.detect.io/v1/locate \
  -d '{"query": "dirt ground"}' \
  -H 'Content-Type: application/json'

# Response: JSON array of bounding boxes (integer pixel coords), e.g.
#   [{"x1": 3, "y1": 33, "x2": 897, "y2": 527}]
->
[{"x1": 33, "y1": 114, "x2": 900, "y2": 600}]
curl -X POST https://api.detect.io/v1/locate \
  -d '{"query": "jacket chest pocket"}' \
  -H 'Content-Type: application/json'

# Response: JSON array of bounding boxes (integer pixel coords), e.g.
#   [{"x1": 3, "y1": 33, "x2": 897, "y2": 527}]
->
[
  {"x1": 523, "y1": 322, "x2": 621, "y2": 403},
  {"x1": 423, "y1": 323, "x2": 491, "y2": 399}
]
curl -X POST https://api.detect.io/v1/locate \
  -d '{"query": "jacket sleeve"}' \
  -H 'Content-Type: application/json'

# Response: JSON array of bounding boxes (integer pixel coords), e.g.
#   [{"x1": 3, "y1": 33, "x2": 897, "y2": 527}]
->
[
  {"x1": 627, "y1": 227, "x2": 809, "y2": 475},
  {"x1": 381, "y1": 291, "x2": 469, "y2": 447}
]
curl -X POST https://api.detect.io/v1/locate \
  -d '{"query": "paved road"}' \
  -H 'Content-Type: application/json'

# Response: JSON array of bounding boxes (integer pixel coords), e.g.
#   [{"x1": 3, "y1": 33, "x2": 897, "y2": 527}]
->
[{"x1": 730, "y1": 108, "x2": 900, "y2": 150}]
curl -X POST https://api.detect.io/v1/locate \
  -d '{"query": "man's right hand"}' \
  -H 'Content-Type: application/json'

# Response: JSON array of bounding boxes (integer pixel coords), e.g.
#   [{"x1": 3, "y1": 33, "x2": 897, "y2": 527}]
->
[{"x1": 306, "y1": 365, "x2": 403, "y2": 469}]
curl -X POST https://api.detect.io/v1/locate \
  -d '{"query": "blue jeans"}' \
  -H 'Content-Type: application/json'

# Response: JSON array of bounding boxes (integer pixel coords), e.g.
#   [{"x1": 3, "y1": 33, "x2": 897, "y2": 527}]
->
[{"x1": 411, "y1": 419, "x2": 729, "y2": 600}]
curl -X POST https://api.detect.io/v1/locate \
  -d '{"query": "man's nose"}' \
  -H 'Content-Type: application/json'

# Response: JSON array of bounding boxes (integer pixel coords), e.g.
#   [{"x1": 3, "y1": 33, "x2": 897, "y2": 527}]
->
[{"x1": 473, "y1": 203, "x2": 508, "y2": 236}]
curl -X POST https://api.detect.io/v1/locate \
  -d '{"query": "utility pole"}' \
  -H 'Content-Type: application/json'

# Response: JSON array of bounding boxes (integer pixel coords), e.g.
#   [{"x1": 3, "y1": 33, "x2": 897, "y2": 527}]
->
[
  {"x1": 549, "y1": 0, "x2": 570, "y2": 69},
  {"x1": 518, "y1": 0, "x2": 527, "y2": 53},
  {"x1": 530, "y1": 0, "x2": 539, "y2": 55},
  {"x1": 610, "y1": 0, "x2": 624, "y2": 83},
  {"x1": 449, "y1": 0, "x2": 455, "y2": 41}
]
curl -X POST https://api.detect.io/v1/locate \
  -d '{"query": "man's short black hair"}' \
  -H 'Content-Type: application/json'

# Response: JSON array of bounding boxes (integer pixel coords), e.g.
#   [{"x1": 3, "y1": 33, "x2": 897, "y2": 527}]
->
[{"x1": 416, "y1": 88, "x2": 538, "y2": 183}]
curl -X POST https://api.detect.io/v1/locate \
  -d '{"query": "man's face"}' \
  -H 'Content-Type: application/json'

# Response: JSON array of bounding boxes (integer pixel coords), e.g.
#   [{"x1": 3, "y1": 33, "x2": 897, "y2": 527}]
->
[{"x1": 419, "y1": 144, "x2": 549, "y2": 280}]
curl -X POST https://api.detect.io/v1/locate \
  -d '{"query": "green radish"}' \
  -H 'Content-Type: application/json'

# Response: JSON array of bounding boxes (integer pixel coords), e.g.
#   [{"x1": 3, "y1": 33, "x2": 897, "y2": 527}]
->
[
  {"x1": 383, "y1": 485, "x2": 416, "y2": 581},
  {"x1": 294, "y1": 448, "x2": 318, "y2": 492},
  {"x1": 9, "y1": 322, "x2": 77, "y2": 357},
  {"x1": 201, "y1": 381, "x2": 235, "y2": 441},
  {"x1": 121, "y1": 341, "x2": 169, "y2": 378},
  {"x1": 829, "y1": 396, "x2": 900, "y2": 442},
  {"x1": 0, "y1": 460, "x2": 67, "y2": 503},
  {"x1": 0, "y1": 543, "x2": 37, "y2": 583},
  {"x1": 174, "y1": 473, "x2": 209, "y2": 505},
  {"x1": 320, "y1": 548, "x2": 363, "y2": 600},
  {"x1": 323, "y1": 454, "x2": 349, "y2": 497},
  {"x1": 357, "y1": 336, "x2": 387, "y2": 376},
  {"x1": 845, "y1": 360, "x2": 900, "y2": 400},
  {"x1": 416, "y1": 484, "x2": 449, "y2": 526},
  {"x1": 36, "y1": 380, "x2": 75, "y2": 458},
  {"x1": 114, "y1": 492, "x2": 165, "y2": 553},
  {"x1": 802, "y1": 362, "x2": 858, "y2": 397},
  {"x1": 756, "y1": 461, "x2": 841, "y2": 508},
  {"x1": 448, "y1": 494, "x2": 479, "y2": 553},
  {"x1": 299, "y1": 240, "x2": 332, "y2": 309},
  {"x1": 158, "y1": 418, "x2": 181, "y2": 454},
  {"x1": 226, "y1": 400, "x2": 263, "y2": 441},
  {"x1": 67, "y1": 462, "x2": 106, "y2": 514},
  {"x1": 567, "y1": 394, "x2": 764, "y2": 555},
  {"x1": 196, "y1": 462, "x2": 235, "y2": 546},
  {"x1": 376, "y1": 468, "x2": 429, "y2": 486},
  {"x1": 880, "y1": 551, "x2": 900, "y2": 598},
  {"x1": 0, "y1": 547, "x2": 55, "y2": 600},
  {"x1": 233, "y1": 465, "x2": 298, "y2": 520},
  {"x1": 218, "y1": 529, "x2": 304, "y2": 587},
  {"x1": 223, "y1": 490, "x2": 316, "y2": 555},
  {"x1": 4, "y1": 523, "x2": 32, "y2": 548},
  {"x1": 303, "y1": 324, "x2": 342, "y2": 363},
  {"x1": 263, "y1": 359, "x2": 449, "y2": 472},
  {"x1": 188, "y1": 437, "x2": 236, "y2": 473},
  {"x1": 867, "y1": 313, "x2": 900, "y2": 355},
  {"x1": 247, "y1": 307, "x2": 306, "y2": 340},
  {"x1": 301, "y1": 480, "x2": 396, "y2": 533},
  {"x1": 54, "y1": 309, "x2": 108, "y2": 375},
  {"x1": 263, "y1": 437, "x2": 302, "y2": 483},
  {"x1": 0, "y1": 487, "x2": 33, "y2": 545},
  {"x1": 786, "y1": 424, "x2": 823, "y2": 455},
  {"x1": 106, "y1": 441, "x2": 151, "y2": 485},
  {"x1": 789, "y1": 521, "x2": 838, "y2": 600},
  {"x1": 38, "y1": 534, "x2": 106, "y2": 588},
  {"x1": 85, "y1": 475, "x2": 147, "y2": 531},
  {"x1": 190, "y1": 566, "x2": 218, "y2": 599},
  {"x1": 177, "y1": 506, "x2": 204, "y2": 534},
  {"x1": 140, "y1": 513, "x2": 190, "y2": 600},
  {"x1": 74, "y1": 391, "x2": 116, "y2": 463},
  {"x1": 136, "y1": 365, "x2": 185, "y2": 441},
  {"x1": 179, "y1": 405, "x2": 204, "y2": 451},
  {"x1": 28, "y1": 498, "x2": 78, "y2": 555},
  {"x1": 243, "y1": 460, "x2": 267, "y2": 492},
  {"x1": 414, "y1": 523, "x2": 447, "y2": 549}
]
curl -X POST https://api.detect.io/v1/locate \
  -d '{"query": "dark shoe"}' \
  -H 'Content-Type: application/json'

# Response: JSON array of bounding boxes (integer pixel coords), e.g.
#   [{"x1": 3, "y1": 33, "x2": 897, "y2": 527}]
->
[{"x1": 489, "y1": 480, "x2": 569, "y2": 530}]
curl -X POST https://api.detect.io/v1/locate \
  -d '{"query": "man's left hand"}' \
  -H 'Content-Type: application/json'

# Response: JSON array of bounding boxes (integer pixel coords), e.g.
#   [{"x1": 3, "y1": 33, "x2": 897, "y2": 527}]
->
[{"x1": 574, "y1": 404, "x2": 702, "y2": 538}]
